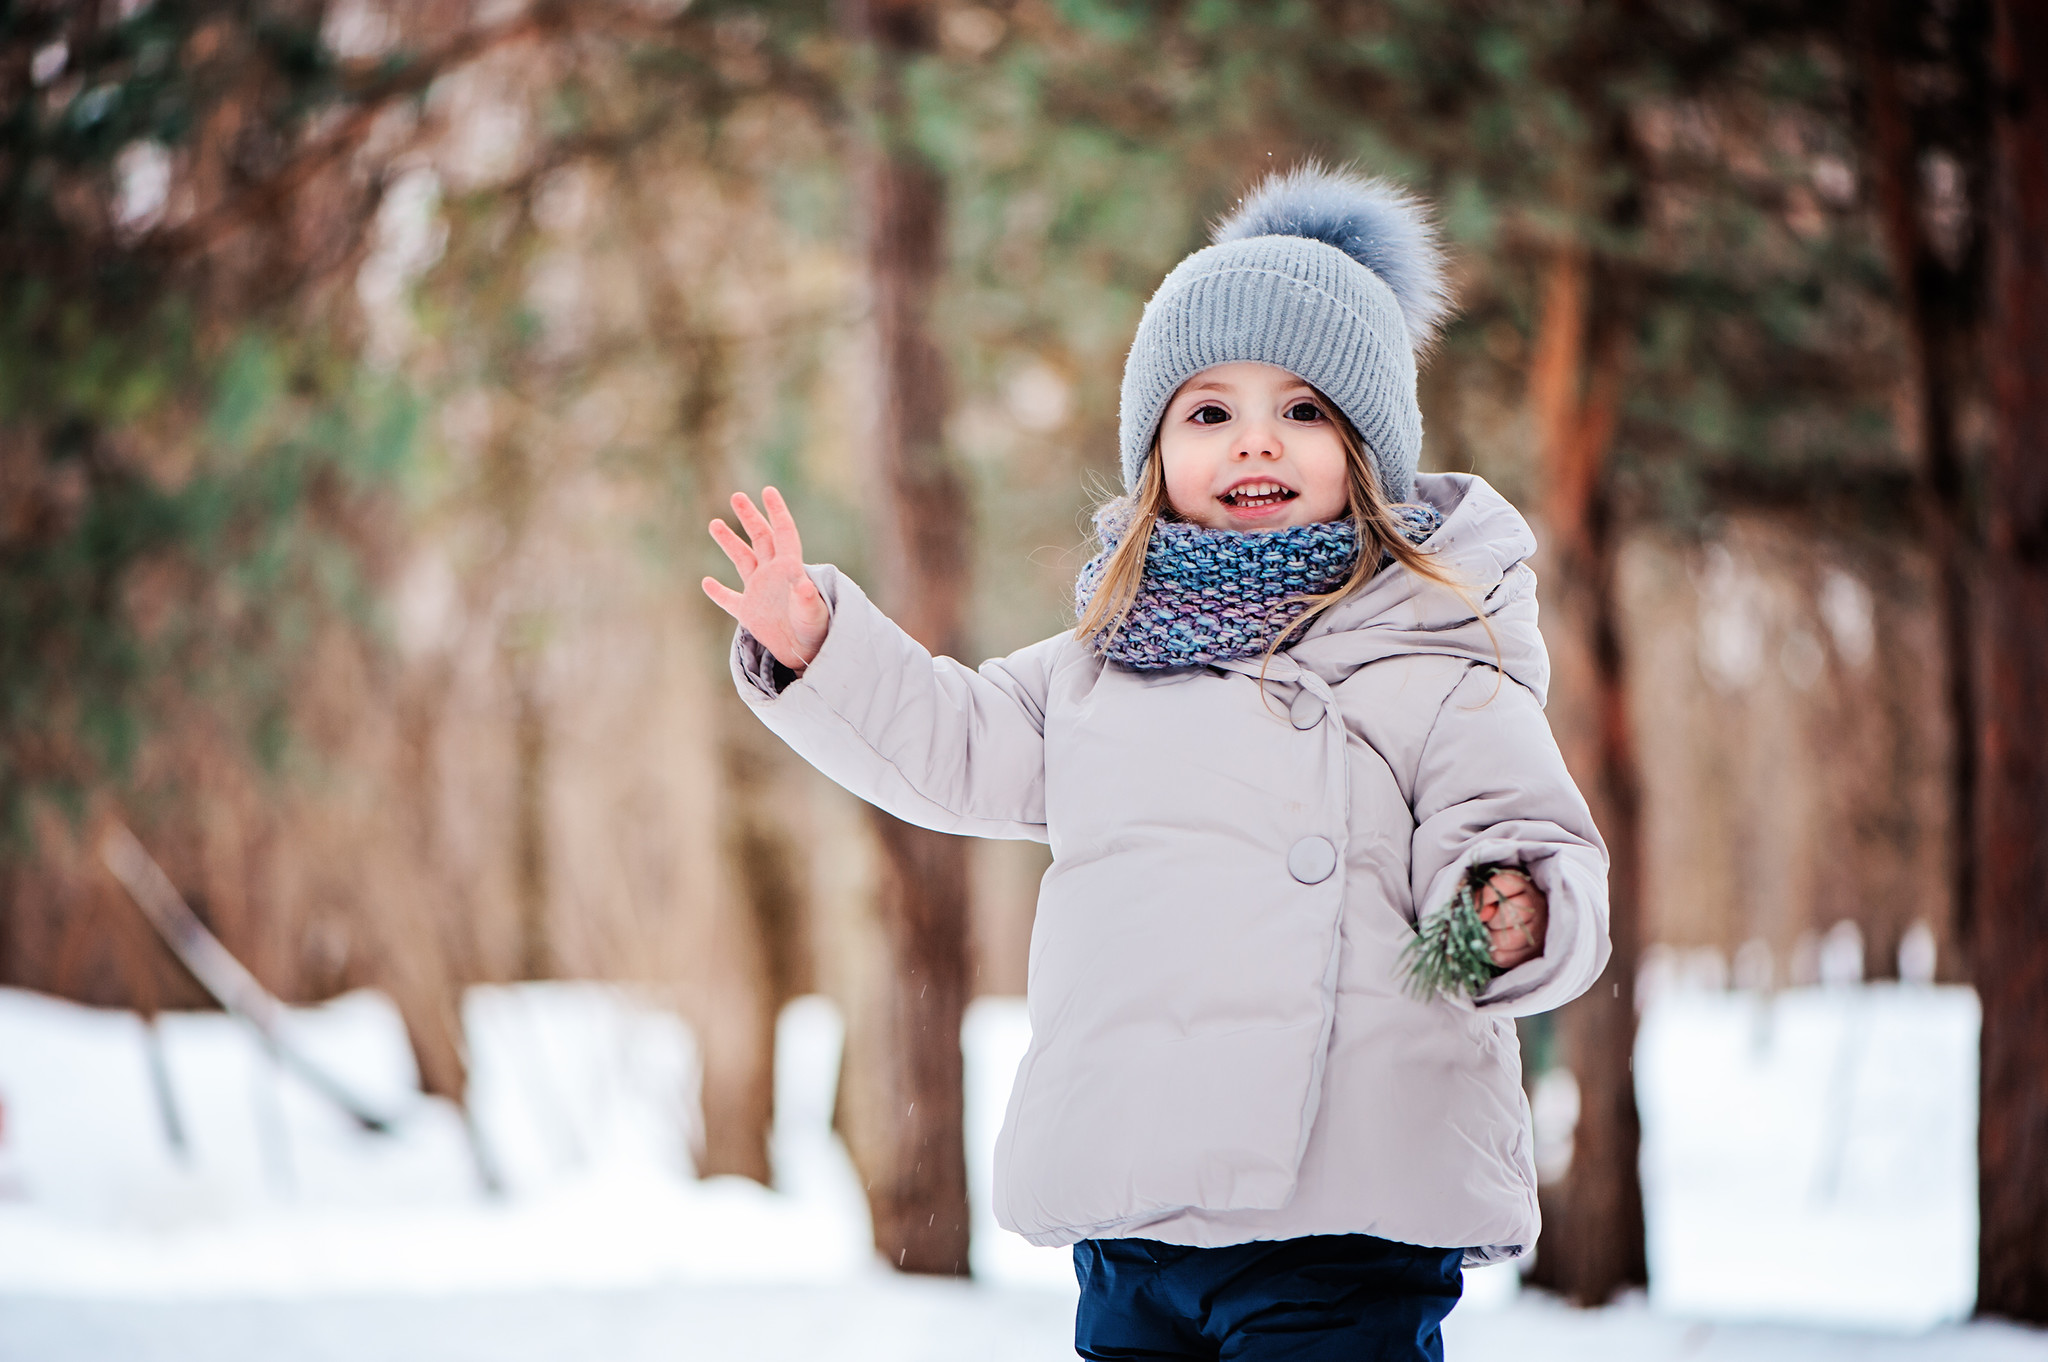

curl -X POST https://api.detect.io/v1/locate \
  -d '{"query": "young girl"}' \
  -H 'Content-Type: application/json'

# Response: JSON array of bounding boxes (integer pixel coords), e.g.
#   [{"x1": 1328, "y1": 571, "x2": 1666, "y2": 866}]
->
[{"x1": 703, "y1": 166, "x2": 1609, "y2": 1361}]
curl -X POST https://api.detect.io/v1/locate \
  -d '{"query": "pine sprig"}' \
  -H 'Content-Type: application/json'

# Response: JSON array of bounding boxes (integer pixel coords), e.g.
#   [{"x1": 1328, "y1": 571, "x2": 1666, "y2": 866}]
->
[{"x1": 1400, "y1": 862, "x2": 1507, "y2": 1001}]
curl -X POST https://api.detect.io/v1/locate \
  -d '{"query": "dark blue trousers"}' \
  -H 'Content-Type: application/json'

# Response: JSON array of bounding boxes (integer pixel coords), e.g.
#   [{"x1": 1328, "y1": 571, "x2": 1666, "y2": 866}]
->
[{"x1": 1072, "y1": 1233, "x2": 1465, "y2": 1361}]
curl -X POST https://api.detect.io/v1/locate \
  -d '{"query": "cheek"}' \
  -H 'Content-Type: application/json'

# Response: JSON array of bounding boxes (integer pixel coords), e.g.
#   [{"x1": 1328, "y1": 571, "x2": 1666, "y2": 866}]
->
[
  {"x1": 1298, "y1": 434, "x2": 1353, "y2": 516},
  {"x1": 1157, "y1": 438, "x2": 1216, "y2": 516}
]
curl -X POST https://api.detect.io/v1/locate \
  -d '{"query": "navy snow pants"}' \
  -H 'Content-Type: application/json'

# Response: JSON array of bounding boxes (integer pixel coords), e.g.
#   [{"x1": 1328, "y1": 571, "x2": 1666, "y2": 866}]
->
[{"x1": 1072, "y1": 1233, "x2": 1465, "y2": 1361}]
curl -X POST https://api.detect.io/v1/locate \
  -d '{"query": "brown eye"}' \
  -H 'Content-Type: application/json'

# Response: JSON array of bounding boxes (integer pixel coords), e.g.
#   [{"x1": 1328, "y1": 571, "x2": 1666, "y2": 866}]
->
[
  {"x1": 1286, "y1": 401, "x2": 1324, "y2": 423},
  {"x1": 1190, "y1": 403, "x2": 1230, "y2": 425}
]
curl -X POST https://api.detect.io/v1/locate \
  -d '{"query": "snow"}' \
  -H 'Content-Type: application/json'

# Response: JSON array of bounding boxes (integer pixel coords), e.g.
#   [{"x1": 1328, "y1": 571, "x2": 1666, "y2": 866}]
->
[
  {"x1": 1638, "y1": 984, "x2": 1980, "y2": 1330},
  {"x1": 0, "y1": 980, "x2": 2040, "y2": 1361},
  {"x1": 0, "y1": 987, "x2": 874, "y2": 1295},
  {"x1": 3, "y1": 1283, "x2": 2046, "y2": 1362}
]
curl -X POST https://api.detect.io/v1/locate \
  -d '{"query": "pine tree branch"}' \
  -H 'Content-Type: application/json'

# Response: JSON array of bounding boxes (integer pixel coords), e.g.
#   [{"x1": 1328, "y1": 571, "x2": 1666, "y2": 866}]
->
[{"x1": 1401, "y1": 861, "x2": 1509, "y2": 1001}]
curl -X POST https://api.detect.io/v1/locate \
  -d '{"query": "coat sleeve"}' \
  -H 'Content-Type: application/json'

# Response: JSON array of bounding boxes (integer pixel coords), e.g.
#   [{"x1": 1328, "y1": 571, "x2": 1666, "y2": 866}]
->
[
  {"x1": 1408, "y1": 665, "x2": 1611, "y2": 1016},
  {"x1": 730, "y1": 564, "x2": 1055, "y2": 842}
]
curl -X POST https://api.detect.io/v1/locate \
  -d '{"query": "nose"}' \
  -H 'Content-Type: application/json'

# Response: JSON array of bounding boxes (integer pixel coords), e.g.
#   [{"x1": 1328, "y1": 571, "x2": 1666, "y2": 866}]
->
[{"x1": 1234, "y1": 413, "x2": 1283, "y2": 461}]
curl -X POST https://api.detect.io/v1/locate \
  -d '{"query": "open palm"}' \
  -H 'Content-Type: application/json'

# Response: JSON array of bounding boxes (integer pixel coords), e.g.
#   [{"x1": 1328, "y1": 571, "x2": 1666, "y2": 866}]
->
[{"x1": 702, "y1": 486, "x2": 830, "y2": 674}]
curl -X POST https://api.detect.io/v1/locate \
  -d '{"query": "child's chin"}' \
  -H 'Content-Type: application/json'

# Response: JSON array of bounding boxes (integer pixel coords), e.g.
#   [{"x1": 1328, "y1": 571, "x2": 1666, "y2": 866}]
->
[{"x1": 1218, "y1": 505, "x2": 1311, "y2": 531}]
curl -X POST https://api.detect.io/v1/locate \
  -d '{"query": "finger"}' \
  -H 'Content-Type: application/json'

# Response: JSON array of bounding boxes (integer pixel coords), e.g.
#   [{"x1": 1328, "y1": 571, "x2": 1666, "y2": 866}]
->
[
  {"x1": 708, "y1": 519, "x2": 759, "y2": 577},
  {"x1": 762, "y1": 485, "x2": 805, "y2": 564},
  {"x1": 1490, "y1": 922, "x2": 1536, "y2": 962},
  {"x1": 1490, "y1": 908, "x2": 1539, "y2": 955},
  {"x1": 701, "y1": 576, "x2": 745, "y2": 618},
  {"x1": 731, "y1": 492, "x2": 776, "y2": 554}
]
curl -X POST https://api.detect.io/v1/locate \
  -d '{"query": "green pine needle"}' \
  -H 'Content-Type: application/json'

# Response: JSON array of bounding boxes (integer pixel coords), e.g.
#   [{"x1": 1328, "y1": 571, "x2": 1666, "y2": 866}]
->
[{"x1": 1400, "y1": 863, "x2": 1507, "y2": 1001}]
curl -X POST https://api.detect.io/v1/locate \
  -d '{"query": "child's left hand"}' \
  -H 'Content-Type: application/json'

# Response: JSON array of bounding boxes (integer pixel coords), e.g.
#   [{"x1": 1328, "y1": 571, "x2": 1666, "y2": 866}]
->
[{"x1": 1479, "y1": 869, "x2": 1547, "y2": 969}]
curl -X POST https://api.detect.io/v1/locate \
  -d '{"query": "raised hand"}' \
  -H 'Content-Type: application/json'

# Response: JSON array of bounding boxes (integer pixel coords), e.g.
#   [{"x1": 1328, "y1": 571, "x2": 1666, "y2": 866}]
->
[
  {"x1": 1479, "y1": 868, "x2": 1548, "y2": 970},
  {"x1": 702, "y1": 486, "x2": 830, "y2": 674}
]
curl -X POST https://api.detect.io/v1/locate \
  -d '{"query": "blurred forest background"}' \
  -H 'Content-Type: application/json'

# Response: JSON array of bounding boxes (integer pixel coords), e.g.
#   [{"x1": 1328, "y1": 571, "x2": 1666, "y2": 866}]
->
[{"x1": 2, "y1": 0, "x2": 2044, "y2": 1324}]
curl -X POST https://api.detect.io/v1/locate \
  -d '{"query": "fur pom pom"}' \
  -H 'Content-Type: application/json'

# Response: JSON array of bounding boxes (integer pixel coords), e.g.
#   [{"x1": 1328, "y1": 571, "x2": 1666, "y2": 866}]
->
[{"x1": 1212, "y1": 163, "x2": 1454, "y2": 354}]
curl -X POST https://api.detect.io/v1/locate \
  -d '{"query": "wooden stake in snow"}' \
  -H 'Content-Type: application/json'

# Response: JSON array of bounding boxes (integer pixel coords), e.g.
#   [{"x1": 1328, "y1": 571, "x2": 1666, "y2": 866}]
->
[{"x1": 99, "y1": 821, "x2": 396, "y2": 1135}]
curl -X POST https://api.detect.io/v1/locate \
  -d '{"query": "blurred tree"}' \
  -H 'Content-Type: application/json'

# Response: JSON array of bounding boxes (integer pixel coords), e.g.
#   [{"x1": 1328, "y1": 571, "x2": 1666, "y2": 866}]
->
[
  {"x1": 1973, "y1": 0, "x2": 2048, "y2": 1323},
  {"x1": 1523, "y1": 234, "x2": 1648, "y2": 1302},
  {"x1": 0, "y1": 0, "x2": 839, "y2": 1150},
  {"x1": 1498, "y1": 0, "x2": 1654, "y2": 1296},
  {"x1": 0, "y1": 0, "x2": 475, "y2": 1098},
  {"x1": 837, "y1": 0, "x2": 975, "y2": 1279},
  {"x1": 1854, "y1": 0, "x2": 1990, "y2": 1007},
  {"x1": 1830, "y1": 0, "x2": 2048, "y2": 1321},
  {"x1": 365, "y1": 0, "x2": 848, "y2": 1185}
]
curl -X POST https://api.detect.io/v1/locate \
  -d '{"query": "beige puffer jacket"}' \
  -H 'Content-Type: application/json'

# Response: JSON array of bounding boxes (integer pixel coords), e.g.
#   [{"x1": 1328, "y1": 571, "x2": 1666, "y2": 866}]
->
[{"x1": 732, "y1": 472, "x2": 1609, "y2": 1263}]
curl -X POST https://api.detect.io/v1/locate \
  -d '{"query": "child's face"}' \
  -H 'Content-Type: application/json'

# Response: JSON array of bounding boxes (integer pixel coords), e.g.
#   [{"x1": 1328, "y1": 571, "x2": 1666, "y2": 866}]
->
[{"x1": 1156, "y1": 362, "x2": 1352, "y2": 531}]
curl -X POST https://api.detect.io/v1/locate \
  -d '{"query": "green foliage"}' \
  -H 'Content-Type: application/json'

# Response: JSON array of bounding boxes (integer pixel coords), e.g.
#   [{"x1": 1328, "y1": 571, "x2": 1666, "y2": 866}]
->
[
  {"x1": 900, "y1": 0, "x2": 1903, "y2": 540},
  {"x1": 0, "y1": 4, "x2": 431, "y2": 838},
  {"x1": 1401, "y1": 862, "x2": 1508, "y2": 1002},
  {"x1": 0, "y1": 0, "x2": 1919, "y2": 832},
  {"x1": 0, "y1": 293, "x2": 419, "y2": 834}
]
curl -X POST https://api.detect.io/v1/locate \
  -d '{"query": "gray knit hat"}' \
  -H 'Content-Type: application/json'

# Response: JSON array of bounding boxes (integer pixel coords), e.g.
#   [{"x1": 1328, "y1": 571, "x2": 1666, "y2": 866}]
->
[{"x1": 1117, "y1": 166, "x2": 1454, "y2": 503}]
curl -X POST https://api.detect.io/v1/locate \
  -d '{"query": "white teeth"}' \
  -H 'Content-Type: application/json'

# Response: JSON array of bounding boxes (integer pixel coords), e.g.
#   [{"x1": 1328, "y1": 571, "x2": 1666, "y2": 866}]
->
[{"x1": 1223, "y1": 481, "x2": 1293, "y2": 505}]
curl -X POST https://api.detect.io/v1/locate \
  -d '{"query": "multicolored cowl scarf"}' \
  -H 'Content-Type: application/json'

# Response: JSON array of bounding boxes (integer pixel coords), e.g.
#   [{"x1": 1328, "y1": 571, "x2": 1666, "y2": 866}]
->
[{"x1": 1074, "y1": 501, "x2": 1445, "y2": 669}]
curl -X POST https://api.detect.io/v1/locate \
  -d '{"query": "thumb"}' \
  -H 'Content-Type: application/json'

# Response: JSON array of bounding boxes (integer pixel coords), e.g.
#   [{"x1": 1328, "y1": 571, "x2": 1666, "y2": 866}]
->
[{"x1": 794, "y1": 568, "x2": 822, "y2": 607}]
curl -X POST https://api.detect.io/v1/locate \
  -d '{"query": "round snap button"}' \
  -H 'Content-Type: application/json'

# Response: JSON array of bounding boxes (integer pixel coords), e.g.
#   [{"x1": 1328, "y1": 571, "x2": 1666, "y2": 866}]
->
[
  {"x1": 1287, "y1": 836, "x2": 1337, "y2": 885},
  {"x1": 1288, "y1": 690, "x2": 1325, "y2": 730}
]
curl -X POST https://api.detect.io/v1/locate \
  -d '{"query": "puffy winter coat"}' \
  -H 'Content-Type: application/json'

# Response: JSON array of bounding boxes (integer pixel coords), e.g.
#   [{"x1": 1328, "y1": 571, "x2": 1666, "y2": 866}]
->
[{"x1": 731, "y1": 472, "x2": 1610, "y2": 1263}]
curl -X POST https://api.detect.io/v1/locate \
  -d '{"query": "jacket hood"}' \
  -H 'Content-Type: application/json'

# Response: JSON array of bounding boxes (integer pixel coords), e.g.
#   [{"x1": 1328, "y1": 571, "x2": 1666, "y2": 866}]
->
[{"x1": 1289, "y1": 472, "x2": 1549, "y2": 705}]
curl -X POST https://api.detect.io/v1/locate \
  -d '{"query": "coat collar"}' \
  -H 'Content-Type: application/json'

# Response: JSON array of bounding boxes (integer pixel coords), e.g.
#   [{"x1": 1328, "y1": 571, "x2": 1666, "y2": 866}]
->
[{"x1": 1285, "y1": 473, "x2": 1551, "y2": 706}]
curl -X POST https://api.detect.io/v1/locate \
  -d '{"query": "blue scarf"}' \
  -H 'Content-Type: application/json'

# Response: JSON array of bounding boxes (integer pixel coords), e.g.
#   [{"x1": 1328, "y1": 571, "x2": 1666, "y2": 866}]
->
[{"x1": 1074, "y1": 503, "x2": 1443, "y2": 669}]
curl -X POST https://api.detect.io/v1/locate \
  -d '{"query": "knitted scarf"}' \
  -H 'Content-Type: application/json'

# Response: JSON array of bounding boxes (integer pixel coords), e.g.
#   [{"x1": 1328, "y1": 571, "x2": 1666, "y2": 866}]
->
[{"x1": 1074, "y1": 502, "x2": 1444, "y2": 669}]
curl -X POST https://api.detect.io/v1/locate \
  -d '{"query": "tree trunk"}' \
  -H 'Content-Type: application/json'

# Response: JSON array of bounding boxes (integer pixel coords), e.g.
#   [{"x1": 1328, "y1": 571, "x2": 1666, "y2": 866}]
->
[
  {"x1": 655, "y1": 251, "x2": 806, "y2": 1190},
  {"x1": 511, "y1": 663, "x2": 553, "y2": 983},
  {"x1": 702, "y1": 717, "x2": 815, "y2": 1186},
  {"x1": 1973, "y1": 0, "x2": 2048, "y2": 1322},
  {"x1": 862, "y1": 810, "x2": 972, "y2": 1274},
  {"x1": 842, "y1": 0, "x2": 974, "y2": 1278},
  {"x1": 1857, "y1": 0, "x2": 1986, "y2": 955},
  {"x1": 1520, "y1": 246, "x2": 1650, "y2": 1306}
]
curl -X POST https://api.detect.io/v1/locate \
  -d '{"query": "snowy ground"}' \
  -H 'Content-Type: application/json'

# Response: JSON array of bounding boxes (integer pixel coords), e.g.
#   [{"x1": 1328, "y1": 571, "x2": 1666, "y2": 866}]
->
[
  {"x1": 6, "y1": 1282, "x2": 2048, "y2": 1362},
  {"x1": 0, "y1": 980, "x2": 2041, "y2": 1361}
]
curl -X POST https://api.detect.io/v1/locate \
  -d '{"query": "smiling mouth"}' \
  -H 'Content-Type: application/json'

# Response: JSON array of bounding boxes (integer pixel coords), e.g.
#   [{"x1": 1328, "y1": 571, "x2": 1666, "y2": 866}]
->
[{"x1": 1219, "y1": 481, "x2": 1299, "y2": 509}]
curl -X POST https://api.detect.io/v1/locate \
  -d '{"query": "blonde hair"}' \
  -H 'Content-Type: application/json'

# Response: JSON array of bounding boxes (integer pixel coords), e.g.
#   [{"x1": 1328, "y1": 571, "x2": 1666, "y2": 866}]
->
[{"x1": 1075, "y1": 394, "x2": 1466, "y2": 659}]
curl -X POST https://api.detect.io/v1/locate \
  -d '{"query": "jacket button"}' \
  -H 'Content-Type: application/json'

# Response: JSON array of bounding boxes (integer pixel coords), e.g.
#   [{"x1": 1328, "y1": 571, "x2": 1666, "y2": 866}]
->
[
  {"x1": 1289, "y1": 690, "x2": 1325, "y2": 730},
  {"x1": 1287, "y1": 836, "x2": 1337, "y2": 885}
]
